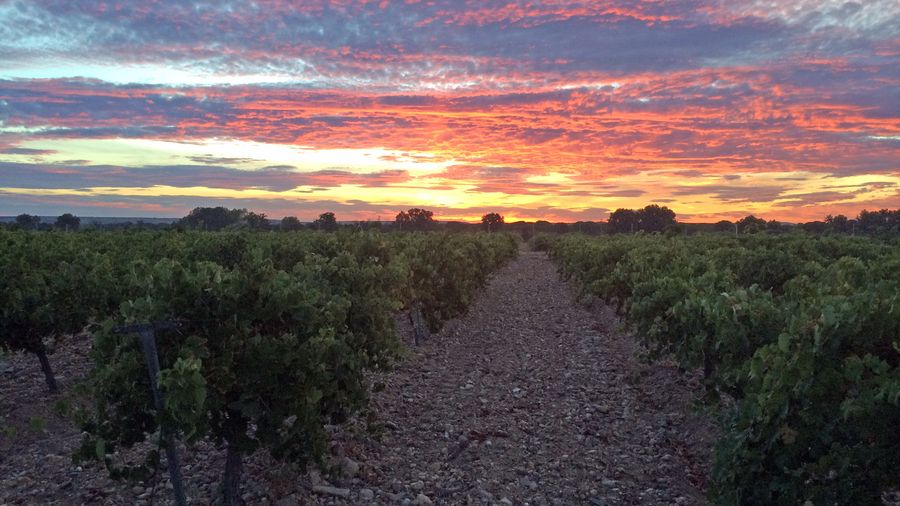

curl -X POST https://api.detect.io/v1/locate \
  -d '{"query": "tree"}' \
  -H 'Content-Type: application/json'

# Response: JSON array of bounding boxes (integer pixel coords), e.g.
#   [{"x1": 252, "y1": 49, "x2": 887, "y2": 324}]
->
[
  {"x1": 280, "y1": 216, "x2": 302, "y2": 231},
  {"x1": 15, "y1": 213, "x2": 41, "y2": 230},
  {"x1": 800, "y1": 221, "x2": 826, "y2": 234},
  {"x1": 714, "y1": 220, "x2": 734, "y2": 233},
  {"x1": 179, "y1": 207, "x2": 245, "y2": 230},
  {"x1": 766, "y1": 220, "x2": 784, "y2": 233},
  {"x1": 395, "y1": 208, "x2": 435, "y2": 232},
  {"x1": 824, "y1": 214, "x2": 849, "y2": 233},
  {"x1": 55, "y1": 213, "x2": 80, "y2": 231},
  {"x1": 312, "y1": 212, "x2": 338, "y2": 232},
  {"x1": 481, "y1": 213, "x2": 504, "y2": 232},
  {"x1": 637, "y1": 204, "x2": 677, "y2": 232},
  {"x1": 607, "y1": 208, "x2": 639, "y2": 234},
  {"x1": 856, "y1": 209, "x2": 899, "y2": 235},
  {"x1": 736, "y1": 215, "x2": 767, "y2": 234},
  {"x1": 244, "y1": 212, "x2": 270, "y2": 230}
]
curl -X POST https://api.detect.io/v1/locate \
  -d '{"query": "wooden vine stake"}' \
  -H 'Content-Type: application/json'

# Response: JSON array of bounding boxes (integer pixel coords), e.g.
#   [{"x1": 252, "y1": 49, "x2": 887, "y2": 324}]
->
[
  {"x1": 115, "y1": 321, "x2": 187, "y2": 506},
  {"x1": 409, "y1": 302, "x2": 429, "y2": 345}
]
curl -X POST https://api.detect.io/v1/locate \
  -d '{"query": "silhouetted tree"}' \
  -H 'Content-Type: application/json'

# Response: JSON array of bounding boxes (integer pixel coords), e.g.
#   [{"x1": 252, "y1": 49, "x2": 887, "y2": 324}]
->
[
  {"x1": 180, "y1": 207, "x2": 245, "y2": 230},
  {"x1": 15, "y1": 213, "x2": 41, "y2": 230},
  {"x1": 244, "y1": 212, "x2": 270, "y2": 230},
  {"x1": 800, "y1": 221, "x2": 826, "y2": 233},
  {"x1": 714, "y1": 220, "x2": 734, "y2": 232},
  {"x1": 736, "y1": 215, "x2": 767, "y2": 234},
  {"x1": 825, "y1": 214, "x2": 849, "y2": 233},
  {"x1": 766, "y1": 220, "x2": 784, "y2": 233},
  {"x1": 313, "y1": 212, "x2": 338, "y2": 231},
  {"x1": 481, "y1": 212, "x2": 504, "y2": 232},
  {"x1": 638, "y1": 204, "x2": 677, "y2": 232},
  {"x1": 55, "y1": 213, "x2": 80, "y2": 231},
  {"x1": 607, "y1": 208, "x2": 639, "y2": 234},
  {"x1": 395, "y1": 208, "x2": 435, "y2": 231},
  {"x1": 281, "y1": 216, "x2": 302, "y2": 231},
  {"x1": 856, "y1": 209, "x2": 899, "y2": 235}
]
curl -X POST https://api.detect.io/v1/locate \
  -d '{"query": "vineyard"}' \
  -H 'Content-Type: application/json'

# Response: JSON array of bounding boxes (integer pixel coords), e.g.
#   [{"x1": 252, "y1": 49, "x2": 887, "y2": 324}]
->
[
  {"x1": 2, "y1": 228, "x2": 898, "y2": 505},
  {"x1": 0, "y1": 229, "x2": 517, "y2": 504},
  {"x1": 540, "y1": 233, "x2": 900, "y2": 505}
]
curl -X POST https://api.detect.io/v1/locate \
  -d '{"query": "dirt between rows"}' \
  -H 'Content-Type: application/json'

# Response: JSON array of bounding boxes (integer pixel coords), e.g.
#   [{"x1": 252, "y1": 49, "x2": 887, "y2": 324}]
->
[{"x1": 0, "y1": 250, "x2": 715, "y2": 505}]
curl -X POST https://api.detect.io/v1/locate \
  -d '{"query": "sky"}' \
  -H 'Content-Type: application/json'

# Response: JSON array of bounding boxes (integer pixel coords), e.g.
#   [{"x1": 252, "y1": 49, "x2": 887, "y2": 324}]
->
[{"x1": 0, "y1": 0, "x2": 898, "y2": 222}]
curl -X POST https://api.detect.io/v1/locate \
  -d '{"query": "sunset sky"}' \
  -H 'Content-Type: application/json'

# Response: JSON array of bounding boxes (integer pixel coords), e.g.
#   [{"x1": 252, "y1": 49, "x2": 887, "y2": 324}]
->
[{"x1": 1, "y1": 0, "x2": 898, "y2": 222}]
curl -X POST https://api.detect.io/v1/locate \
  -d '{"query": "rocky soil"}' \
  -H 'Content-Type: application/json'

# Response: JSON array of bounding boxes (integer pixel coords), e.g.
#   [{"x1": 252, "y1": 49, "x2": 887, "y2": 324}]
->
[{"x1": 1, "y1": 249, "x2": 715, "y2": 505}]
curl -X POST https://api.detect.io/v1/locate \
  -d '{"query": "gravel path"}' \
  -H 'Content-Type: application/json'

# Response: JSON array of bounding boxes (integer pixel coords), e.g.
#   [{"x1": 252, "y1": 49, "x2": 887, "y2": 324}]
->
[
  {"x1": 330, "y1": 250, "x2": 715, "y2": 505},
  {"x1": 0, "y1": 249, "x2": 714, "y2": 505}
]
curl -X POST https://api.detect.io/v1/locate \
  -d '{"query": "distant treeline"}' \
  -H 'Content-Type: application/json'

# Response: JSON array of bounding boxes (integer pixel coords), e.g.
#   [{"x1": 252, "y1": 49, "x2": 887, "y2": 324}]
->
[{"x1": 5, "y1": 205, "x2": 900, "y2": 237}]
